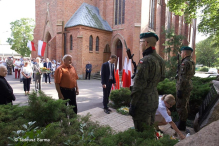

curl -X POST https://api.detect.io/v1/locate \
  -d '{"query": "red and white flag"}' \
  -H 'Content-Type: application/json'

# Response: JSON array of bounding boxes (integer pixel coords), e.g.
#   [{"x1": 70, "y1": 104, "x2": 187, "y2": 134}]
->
[
  {"x1": 38, "y1": 40, "x2": 47, "y2": 56},
  {"x1": 127, "y1": 59, "x2": 133, "y2": 87},
  {"x1": 27, "y1": 40, "x2": 36, "y2": 51},
  {"x1": 115, "y1": 57, "x2": 120, "y2": 89},
  {"x1": 122, "y1": 57, "x2": 129, "y2": 87}
]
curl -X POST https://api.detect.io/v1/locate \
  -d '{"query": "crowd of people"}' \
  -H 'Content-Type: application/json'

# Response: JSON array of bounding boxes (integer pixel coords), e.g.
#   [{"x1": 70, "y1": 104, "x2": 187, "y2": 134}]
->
[{"x1": 0, "y1": 56, "x2": 61, "y2": 95}]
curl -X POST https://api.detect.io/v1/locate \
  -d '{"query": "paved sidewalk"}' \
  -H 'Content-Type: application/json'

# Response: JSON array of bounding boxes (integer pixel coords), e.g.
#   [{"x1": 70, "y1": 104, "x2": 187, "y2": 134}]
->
[
  {"x1": 78, "y1": 107, "x2": 134, "y2": 132},
  {"x1": 6, "y1": 72, "x2": 104, "y2": 112}
]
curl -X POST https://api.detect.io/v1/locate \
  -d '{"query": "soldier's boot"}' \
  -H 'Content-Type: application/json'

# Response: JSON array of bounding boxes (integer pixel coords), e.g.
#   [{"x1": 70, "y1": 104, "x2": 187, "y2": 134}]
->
[{"x1": 177, "y1": 120, "x2": 186, "y2": 131}]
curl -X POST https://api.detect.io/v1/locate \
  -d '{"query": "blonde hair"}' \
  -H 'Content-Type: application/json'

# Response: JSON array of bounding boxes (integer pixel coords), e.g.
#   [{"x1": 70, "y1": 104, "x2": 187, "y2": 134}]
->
[
  {"x1": 145, "y1": 37, "x2": 157, "y2": 47},
  {"x1": 161, "y1": 94, "x2": 176, "y2": 106}
]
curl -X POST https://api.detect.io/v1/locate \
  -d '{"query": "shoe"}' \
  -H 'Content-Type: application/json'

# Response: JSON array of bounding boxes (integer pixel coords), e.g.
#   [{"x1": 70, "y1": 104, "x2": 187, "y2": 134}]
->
[
  {"x1": 104, "y1": 109, "x2": 110, "y2": 114},
  {"x1": 49, "y1": 82, "x2": 51, "y2": 84},
  {"x1": 107, "y1": 108, "x2": 112, "y2": 112},
  {"x1": 45, "y1": 82, "x2": 47, "y2": 84}
]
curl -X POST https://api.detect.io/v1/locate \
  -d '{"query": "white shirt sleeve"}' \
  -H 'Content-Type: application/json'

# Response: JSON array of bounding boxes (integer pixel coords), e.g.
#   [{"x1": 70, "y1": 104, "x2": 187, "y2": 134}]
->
[{"x1": 157, "y1": 106, "x2": 172, "y2": 123}]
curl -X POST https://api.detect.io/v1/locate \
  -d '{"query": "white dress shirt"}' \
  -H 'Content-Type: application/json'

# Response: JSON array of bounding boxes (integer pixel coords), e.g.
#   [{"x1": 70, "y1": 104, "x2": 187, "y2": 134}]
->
[{"x1": 155, "y1": 96, "x2": 172, "y2": 123}]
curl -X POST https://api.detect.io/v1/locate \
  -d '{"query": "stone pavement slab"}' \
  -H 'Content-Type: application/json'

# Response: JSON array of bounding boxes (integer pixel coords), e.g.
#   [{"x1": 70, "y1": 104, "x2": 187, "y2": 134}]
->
[{"x1": 78, "y1": 107, "x2": 134, "y2": 132}]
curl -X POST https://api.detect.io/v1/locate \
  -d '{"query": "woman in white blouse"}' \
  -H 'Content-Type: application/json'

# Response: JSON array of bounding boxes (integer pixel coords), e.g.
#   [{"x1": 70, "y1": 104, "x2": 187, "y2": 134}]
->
[
  {"x1": 21, "y1": 61, "x2": 33, "y2": 95},
  {"x1": 155, "y1": 94, "x2": 185, "y2": 140}
]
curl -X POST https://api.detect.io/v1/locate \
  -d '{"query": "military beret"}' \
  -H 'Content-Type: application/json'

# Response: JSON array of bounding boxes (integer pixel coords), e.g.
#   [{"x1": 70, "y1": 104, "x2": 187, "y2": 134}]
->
[
  {"x1": 180, "y1": 46, "x2": 193, "y2": 52},
  {"x1": 140, "y1": 32, "x2": 159, "y2": 41}
]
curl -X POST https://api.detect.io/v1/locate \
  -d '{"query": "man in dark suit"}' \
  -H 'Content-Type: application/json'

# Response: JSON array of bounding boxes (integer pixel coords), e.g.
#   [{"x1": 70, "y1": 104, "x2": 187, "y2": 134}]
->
[
  {"x1": 43, "y1": 58, "x2": 52, "y2": 84},
  {"x1": 0, "y1": 66, "x2": 16, "y2": 105},
  {"x1": 101, "y1": 54, "x2": 117, "y2": 114}
]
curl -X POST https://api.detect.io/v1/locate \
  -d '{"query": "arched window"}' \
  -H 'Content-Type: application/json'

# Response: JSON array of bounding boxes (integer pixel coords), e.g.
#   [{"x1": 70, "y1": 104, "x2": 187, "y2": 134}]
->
[
  {"x1": 70, "y1": 35, "x2": 73, "y2": 50},
  {"x1": 149, "y1": 0, "x2": 155, "y2": 29},
  {"x1": 96, "y1": 36, "x2": 99, "y2": 51},
  {"x1": 115, "y1": 0, "x2": 125, "y2": 25},
  {"x1": 104, "y1": 44, "x2": 110, "y2": 53},
  {"x1": 89, "y1": 35, "x2": 93, "y2": 51}
]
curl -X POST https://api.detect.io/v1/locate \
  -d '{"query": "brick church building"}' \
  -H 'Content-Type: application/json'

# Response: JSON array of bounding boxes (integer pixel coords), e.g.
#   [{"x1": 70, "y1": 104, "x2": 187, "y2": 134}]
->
[{"x1": 32, "y1": 0, "x2": 196, "y2": 78}]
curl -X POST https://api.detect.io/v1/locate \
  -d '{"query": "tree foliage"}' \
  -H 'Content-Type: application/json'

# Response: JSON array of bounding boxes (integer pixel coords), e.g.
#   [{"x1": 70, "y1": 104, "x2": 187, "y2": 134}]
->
[
  {"x1": 195, "y1": 36, "x2": 219, "y2": 67},
  {"x1": 167, "y1": 0, "x2": 219, "y2": 38},
  {"x1": 7, "y1": 18, "x2": 35, "y2": 57},
  {"x1": 162, "y1": 28, "x2": 185, "y2": 78}
]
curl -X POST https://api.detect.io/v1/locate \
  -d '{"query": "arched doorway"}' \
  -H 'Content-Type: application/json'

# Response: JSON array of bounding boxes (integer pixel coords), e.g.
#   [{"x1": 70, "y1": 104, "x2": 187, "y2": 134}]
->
[
  {"x1": 116, "y1": 39, "x2": 122, "y2": 71},
  {"x1": 44, "y1": 32, "x2": 51, "y2": 58},
  {"x1": 103, "y1": 44, "x2": 111, "y2": 63}
]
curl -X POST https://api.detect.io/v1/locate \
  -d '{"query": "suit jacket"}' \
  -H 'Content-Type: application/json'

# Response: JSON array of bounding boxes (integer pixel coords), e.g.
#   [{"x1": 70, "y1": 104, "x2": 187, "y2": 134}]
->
[
  {"x1": 101, "y1": 61, "x2": 116, "y2": 85},
  {"x1": 0, "y1": 76, "x2": 15, "y2": 105},
  {"x1": 43, "y1": 62, "x2": 52, "y2": 69}
]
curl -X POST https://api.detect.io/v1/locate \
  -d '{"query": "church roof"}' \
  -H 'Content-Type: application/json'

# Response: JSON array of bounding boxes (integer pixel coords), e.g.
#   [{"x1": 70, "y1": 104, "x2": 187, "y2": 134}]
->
[{"x1": 65, "y1": 3, "x2": 112, "y2": 32}]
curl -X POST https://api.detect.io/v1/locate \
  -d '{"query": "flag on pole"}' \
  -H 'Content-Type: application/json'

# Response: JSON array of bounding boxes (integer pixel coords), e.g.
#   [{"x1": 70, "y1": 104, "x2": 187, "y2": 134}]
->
[
  {"x1": 122, "y1": 57, "x2": 129, "y2": 87},
  {"x1": 127, "y1": 59, "x2": 133, "y2": 87},
  {"x1": 115, "y1": 57, "x2": 120, "y2": 89},
  {"x1": 38, "y1": 40, "x2": 47, "y2": 56},
  {"x1": 27, "y1": 40, "x2": 36, "y2": 51}
]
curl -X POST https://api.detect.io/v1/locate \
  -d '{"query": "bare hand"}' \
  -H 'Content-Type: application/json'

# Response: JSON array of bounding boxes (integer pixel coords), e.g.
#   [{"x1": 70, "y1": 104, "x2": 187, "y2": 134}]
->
[
  {"x1": 76, "y1": 89, "x2": 79, "y2": 95},
  {"x1": 102, "y1": 84, "x2": 106, "y2": 88},
  {"x1": 179, "y1": 133, "x2": 185, "y2": 140},
  {"x1": 58, "y1": 93, "x2": 64, "y2": 99}
]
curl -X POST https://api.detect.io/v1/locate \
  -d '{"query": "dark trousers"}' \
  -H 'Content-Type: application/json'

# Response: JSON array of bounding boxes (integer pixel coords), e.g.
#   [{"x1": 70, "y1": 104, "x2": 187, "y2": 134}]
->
[
  {"x1": 103, "y1": 80, "x2": 113, "y2": 109},
  {"x1": 23, "y1": 78, "x2": 31, "y2": 91},
  {"x1": 85, "y1": 71, "x2": 91, "y2": 80},
  {"x1": 12, "y1": 66, "x2": 14, "y2": 72},
  {"x1": 60, "y1": 87, "x2": 77, "y2": 114},
  {"x1": 44, "y1": 73, "x2": 51, "y2": 83}
]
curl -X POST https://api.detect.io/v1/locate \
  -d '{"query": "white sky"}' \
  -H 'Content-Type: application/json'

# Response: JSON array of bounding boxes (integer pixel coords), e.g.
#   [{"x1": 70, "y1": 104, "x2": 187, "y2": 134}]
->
[
  {"x1": 0, "y1": 0, "x2": 207, "y2": 45},
  {"x1": 0, "y1": 0, "x2": 35, "y2": 44}
]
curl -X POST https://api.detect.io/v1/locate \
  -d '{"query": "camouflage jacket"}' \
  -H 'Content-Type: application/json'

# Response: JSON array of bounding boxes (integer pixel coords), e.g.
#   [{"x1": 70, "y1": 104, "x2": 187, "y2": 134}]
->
[
  {"x1": 130, "y1": 50, "x2": 165, "y2": 107},
  {"x1": 6, "y1": 60, "x2": 13, "y2": 67},
  {"x1": 176, "y1": 56, "x2": 195, "y2": 91}
]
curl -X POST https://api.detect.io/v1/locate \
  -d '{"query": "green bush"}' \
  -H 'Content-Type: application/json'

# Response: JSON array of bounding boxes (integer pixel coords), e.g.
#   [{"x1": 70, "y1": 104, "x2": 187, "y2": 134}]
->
[
  {"x1": 101, "y1": 126, "x2": 178, "y2": 146},
  {"x1": 157, "y1": 78, "x2": 176, "y2": 96},
  {"x1": 109, "y1": 88, "x2": 131, "y2": 108},
  {"x1": 0, "y1": 91, "x2": 179, "y2": 146},
  {"x1": 199, "y1": 66, "x2": 209, "y2": 72}
]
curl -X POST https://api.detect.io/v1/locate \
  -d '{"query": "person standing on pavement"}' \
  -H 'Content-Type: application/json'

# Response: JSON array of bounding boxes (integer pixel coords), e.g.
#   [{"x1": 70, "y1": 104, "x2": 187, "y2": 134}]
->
[
  {"x1": 21, "y1": 61, "x2": 33, "y2": 95},
  {"x1": 176, "y1": 46, "x2": 195, "y2": 131},
  {"x1": 129, "y1": 32, "x2": 165, "y2": 132},
  {"x1": 43, "y1": 58, "x2": 52, "y2": 84},
  {"x1": 6, "y1": 57, "x2": 13, "y2": 75},
  {"x1": 54, "y1": 54, "x2": 79, "y2": 114},
  {"x1": 85, "y1": 61, "x2": 92, "y2": 80},
  {"x1": 14, "y1": 58, "x2": 21, "y2": 79},
  {"x1": 33, "y1": 57, "x2": 43, "y2": 91},
  {"x1": 51, "y1": 61, "x2": 56, "y2": 78},
  {"x1": 0, "y1": 66, "x2": 16, "y2": 105},
  {"x1": 101, "y1": 55, "x2": 117, "y2": 114}
]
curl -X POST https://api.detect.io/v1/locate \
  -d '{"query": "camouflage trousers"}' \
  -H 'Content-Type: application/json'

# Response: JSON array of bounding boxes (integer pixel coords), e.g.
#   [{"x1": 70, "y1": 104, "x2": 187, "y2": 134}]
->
[
  {"x1": 133, "y1": 109, "x2": 157, "y2": 132},
  {"x1": 176, "y1": 90, "x2": 191, "y2": 121},
  {"x1": 7, "y1": 66, "x2": 12, "y2": 75}
]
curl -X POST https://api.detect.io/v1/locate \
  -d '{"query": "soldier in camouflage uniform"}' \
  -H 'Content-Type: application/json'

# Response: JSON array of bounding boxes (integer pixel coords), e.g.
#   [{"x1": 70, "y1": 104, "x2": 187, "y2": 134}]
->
[
  {"x1": 176, "y1": 46, "x2": 195, "y2": 131},
  {"x1": 6, "y1": 57, "x2": 13, "y2": 75},
  {"x1": 129, "y1": 32, "x2": 165, "y2": 132}
]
